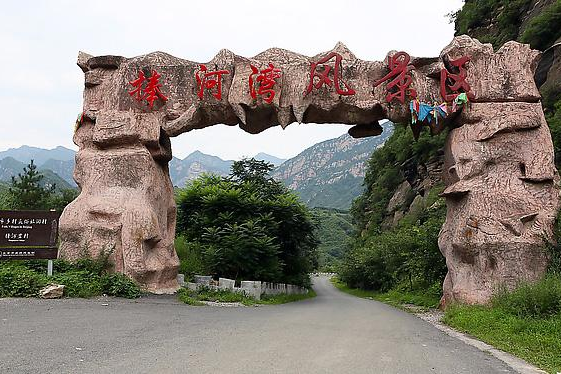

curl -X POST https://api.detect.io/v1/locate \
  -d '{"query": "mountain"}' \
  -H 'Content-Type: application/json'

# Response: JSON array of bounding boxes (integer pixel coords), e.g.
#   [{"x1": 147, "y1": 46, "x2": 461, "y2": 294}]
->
[
  {"x1": 41, "y1": 159, "x2": 76, "y2": 187},
  {"x1": 0, "y1": 157, "x2": 73, "y2": 191},
  {"x1": 0, "y1": 145, "x2": 75, "y2": 166},
  {"x1": 272, "y1": 122, "x2": 394, "y2": 210},
  {"x1": 254, "y1": 152, "x2": 286, "y2": 166},
  {"x1": 169, "y1": 151, "x2": 233, "y2": 187}
]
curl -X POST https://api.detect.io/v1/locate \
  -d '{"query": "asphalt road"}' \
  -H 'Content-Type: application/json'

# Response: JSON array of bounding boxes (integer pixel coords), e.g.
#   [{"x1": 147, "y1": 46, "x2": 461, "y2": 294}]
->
[{"x1": 0, "y1": 276, "x2": 515, "y2": 374}]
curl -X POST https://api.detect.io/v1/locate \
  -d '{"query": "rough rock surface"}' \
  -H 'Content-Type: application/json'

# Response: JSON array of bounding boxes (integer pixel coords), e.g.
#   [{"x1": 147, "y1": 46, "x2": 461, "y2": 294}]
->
[
  {"x1": 60, "y1": 35, "x2": 559, "y2": 301},
  {"x1": 39, "y1": 284, "x2": 65, "y2": 299},
  {"x1": 439, "y1": 37, "x2": 560, "y2": 305}
]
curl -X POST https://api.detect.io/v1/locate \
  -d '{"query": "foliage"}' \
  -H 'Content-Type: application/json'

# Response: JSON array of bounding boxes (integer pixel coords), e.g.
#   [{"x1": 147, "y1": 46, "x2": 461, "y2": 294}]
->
[
  {"x1": 0, "y1": 257, "x2": 141, "y2": 299},
  {"x1": 99, "y1": 273, "x2": 142, "y2": 299},
  {"x1": 175, "y1": 236, "x2": 208, "y2": 281},
  {"x1": 491, "y1": 275, "x2": 561, "y2": 318},
  {"x1": 177, "y1": 288, "x2": 205, "y2": 306},
  {"x1": 312, "y1": 207, "x2": 353, "y2": 272},
  {"x1": 351, "y1": 126, "x2": 446, "y2": 233},
  {"x1": 0, "y1": 263, "x2": 47, "y2": 297},
  {"x1": 453, "y1": 0, "x2": 533, "y2": 49},
  {"x1": 49, "y1": 188, "x2": 79, "y2": 213},
  {"x1": 445, "y1": 303, "x2": 561, "y2": 373},
  {"x1": 177, "y1": 286, "x2": 316, "y2": 306},
  {"x1": 521, "y1": 1, "x2": 561, "y2": 50},
  {"x1": 331, "y1": 277, "x2": 441, "y2": 309},
  {"x1": 176, "y1": 159, "x2": 318, "y2": 287},
  {"x1": 339, "y1": 212, "x2": 446, "y2": 292},
  {"x1": 52, "y1": 270, "x2": 102, "y2": 298},
  {"x1": 178, "y1": 287, "x2": 256, "y2": 306},
  {"x1": 0, "y1": 161, "x2": 78, "y2": 212},
  {"x1": 443, "y1": 276, "x2": 561, "y2": 372},
  {"x1": 340, "y1": 125, "x2": 447, "y2": 294},
  {"x1": 259, "y1": 289, "x2": 316, "y2": 305},
  {"x1": 8, "y1": 160, "x2": 55, "y2": 210},
  {"x1": 546, "y1": 98, "x2": 561, "y2": 171}
]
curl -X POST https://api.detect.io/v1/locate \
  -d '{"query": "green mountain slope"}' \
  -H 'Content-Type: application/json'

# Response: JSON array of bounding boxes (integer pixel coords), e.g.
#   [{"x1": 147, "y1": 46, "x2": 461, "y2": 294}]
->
[
  {"x1": 313, "y1": 207, "x2": 353, "y2": 271},
  {"x1": 272, "y1": 123, "x2": 394, "y2": 210}
]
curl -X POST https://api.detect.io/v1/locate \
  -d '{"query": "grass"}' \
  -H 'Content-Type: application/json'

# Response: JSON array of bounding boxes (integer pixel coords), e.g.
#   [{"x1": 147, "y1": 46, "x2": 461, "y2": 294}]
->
[
  {"x1": 177, "y1": 286, "x2": 316, "y2": 306},
  {"x1": 331, "y1": 277, "x2": 440, "y2": 310},
  {"x1": 444, "y1": 305, "x2": 561, "y2": 373},
  {"x1": 444, "y1": 275, "x2": 561, "y2": 373},
  {"x1": 259, "y1": 289, "x2": 316, "y2": 305}
]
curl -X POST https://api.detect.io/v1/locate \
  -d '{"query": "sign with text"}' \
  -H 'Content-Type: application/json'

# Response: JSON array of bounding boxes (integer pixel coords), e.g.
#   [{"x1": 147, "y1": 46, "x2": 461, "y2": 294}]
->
[{"x1": 0, "y1": 210, "x2": 60, "y2": 260}]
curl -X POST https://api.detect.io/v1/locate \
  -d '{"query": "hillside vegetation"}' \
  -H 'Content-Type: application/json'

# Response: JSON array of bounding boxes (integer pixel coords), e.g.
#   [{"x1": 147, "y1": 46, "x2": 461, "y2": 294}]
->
[
  {"x1": 175, "y1": 159, "x2": 318, "y2": 287},
  {"x1": 339, "y1": 125, "x2": 447, "y2": 294}
]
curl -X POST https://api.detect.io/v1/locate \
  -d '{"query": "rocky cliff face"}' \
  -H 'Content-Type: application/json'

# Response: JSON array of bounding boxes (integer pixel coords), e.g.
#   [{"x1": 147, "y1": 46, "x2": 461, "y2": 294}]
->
[{"x1": 272, "y1": 123, "x2": 393, "y2": 209}]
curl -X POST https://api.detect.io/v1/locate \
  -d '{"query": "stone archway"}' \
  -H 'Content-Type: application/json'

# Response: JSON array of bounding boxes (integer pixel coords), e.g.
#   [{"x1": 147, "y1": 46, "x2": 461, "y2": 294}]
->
[{"x1": 60, "y1": 36, "x2": 560, "y2": 304}]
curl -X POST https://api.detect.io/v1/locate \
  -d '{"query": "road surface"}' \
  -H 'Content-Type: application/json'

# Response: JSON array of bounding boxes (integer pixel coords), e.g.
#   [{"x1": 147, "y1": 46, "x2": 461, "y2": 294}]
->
[{"x1": 0, "y1": 276, "x2": 515, "y2": 373}]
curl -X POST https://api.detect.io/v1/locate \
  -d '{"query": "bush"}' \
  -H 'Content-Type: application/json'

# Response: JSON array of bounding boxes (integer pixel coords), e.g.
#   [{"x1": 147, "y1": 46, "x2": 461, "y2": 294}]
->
[
  {"x1": 339, "y1": 213, "x2": 446, "y2": 292},
  {"x1": 0, "y1": 265, "x2": 47, "y2": 297},
  {"x1": 52, "y1": 270, "x2": 102, "y2": 298},
  {"x1": 0, "y1": 256, "x2": 141, "y2": 299},
  {"x1": 100, "y1": 273, "x2": 141, "y2": 299},
  {"x1": 491, "y1": 275, "x2": 561, "y2": 318},
  {"x1": 175, "y1": 237, "x2": 208, "y2": 281},
  {"x1": 176, "y1": 159, "x2": 318, "y2": 287}
]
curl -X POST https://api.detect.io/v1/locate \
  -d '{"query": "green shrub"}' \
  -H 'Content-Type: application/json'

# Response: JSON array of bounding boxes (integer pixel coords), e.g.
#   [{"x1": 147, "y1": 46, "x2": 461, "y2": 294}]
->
[
  {"x1": 0, "y1": 256, "x2": 141, "y2": 299},
  {"x1": 52, "y1": 270, "x2": 102, "y2": 298},
  {"x1": 175, "y1": 236, "x2": 207, "y2": 280},
  {"x1": 176, "y1": 159, "x2": 318, "y2": 287},
  {"x1": 100, "y1": 273, "x2": 141, "y2": 299},
  {"x1": 491, "y1": 275, "x2": 561, "y2": 318},
  {"x1": 0, "y1": 265, "x2": 47, "y2": 297}
]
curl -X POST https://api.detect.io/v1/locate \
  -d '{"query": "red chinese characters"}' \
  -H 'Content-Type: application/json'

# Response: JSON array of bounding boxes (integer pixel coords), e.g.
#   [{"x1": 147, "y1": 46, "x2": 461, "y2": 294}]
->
[
  {"x1": 128, "y1": 70, "x2": 168, "y2": 108},
  {"x1": 304, "y1": 52, "x2": 355, "y2": 96},
  {"x1": 249, "y1": 63, "x2": 281, "y2": 104},
  {"x1": 373, "y1": 52, "x2": 417, "y2": 104},
  {"x1": 196, "y1": 64, "x2": 230, "y2": 100},
  {"x1": 440, "y1": 56, "x2": 474, "y2": 102}
]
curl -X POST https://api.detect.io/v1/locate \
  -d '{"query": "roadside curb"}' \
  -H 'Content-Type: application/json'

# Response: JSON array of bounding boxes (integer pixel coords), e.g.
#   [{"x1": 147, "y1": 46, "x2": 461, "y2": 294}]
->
[{"x1": 415, "y1": 310, "x2": 547, "y2": 374}]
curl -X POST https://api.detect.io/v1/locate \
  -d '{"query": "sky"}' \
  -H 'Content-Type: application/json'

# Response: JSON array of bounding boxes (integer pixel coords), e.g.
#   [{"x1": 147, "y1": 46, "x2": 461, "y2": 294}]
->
[{"x1": 0, "y1": 0, "x2": 464, "y2": 160}]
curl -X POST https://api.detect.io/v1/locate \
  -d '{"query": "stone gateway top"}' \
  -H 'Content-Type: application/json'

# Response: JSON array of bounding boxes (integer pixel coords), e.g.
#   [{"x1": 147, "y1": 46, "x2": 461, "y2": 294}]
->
[
  {"x1": 76, "y1": 36, "x2": 539, "y2": 139},
  {"x1": 60, "y1": 35, "x2": 560, "y2": 305}
]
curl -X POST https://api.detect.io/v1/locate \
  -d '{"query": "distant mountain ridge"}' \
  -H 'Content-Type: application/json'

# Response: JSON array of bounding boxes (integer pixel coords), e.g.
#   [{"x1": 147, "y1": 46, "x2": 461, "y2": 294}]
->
[
  {"x1": 254, "y1": 152, "x2": 286, "y2": 166},
  {"x1": 0, "y1": 145, "x2": 75, "y2": 165},
  {"x1": 170, "y1": 151, "x2": 234, "y2": 187},
  {"x1": 0, "y1": 157, "x2": 73, "y2": 191},
  {"x1": 0, "y1": 127, "x2": 393, "y2": 209}
]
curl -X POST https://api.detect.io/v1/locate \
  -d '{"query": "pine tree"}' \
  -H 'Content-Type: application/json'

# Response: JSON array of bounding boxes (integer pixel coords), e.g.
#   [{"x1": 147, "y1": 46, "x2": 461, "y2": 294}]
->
[{"x1": 8, "y1": 160, "x2": 55, "y2": 210}]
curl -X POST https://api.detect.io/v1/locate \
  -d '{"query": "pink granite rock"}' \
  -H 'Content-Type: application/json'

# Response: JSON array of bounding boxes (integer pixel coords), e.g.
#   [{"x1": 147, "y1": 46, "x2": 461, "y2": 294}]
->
[{"x1": 60, "y1": 36, "x2": 559, "y2": 301}]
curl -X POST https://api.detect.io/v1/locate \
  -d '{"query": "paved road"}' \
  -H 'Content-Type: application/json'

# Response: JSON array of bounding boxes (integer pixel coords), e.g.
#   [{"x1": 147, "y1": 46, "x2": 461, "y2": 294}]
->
[{"x1": 0, "y1": 276, "x2": 514, "y2": 374}]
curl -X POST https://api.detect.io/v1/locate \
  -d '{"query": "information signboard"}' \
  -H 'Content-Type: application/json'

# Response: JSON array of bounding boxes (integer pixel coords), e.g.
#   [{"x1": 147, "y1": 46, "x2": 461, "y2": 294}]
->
[{"x1": 0, "y1": 210, "x2": 60, "y2": 260}]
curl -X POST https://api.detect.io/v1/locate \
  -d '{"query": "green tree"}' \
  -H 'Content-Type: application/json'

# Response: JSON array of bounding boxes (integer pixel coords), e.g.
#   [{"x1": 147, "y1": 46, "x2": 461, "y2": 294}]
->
[
  {"x1": 176, "y1": 159, "x2": 318, "y2": 286},
  {"x1": 8, "y1": 160, "x2": 55, "y2": 210},
  {"x1": 49, "y1": 188, "x2": 79, "y2": 213}
]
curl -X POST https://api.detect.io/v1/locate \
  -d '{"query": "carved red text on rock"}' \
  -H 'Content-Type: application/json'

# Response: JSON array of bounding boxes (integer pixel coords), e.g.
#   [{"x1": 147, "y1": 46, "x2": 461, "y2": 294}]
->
[
  {"x1": 440, "y1": 56, "x2": 475, "y2": 102},
  {"x1": 304, "y1": 52, "x2": 355, "y2": 96},
  {"x1": 128, "y1": 70, "x2": 168, "y2": 108},
  {"x1": 373, "y1": 52, "x2": 417, "y2": 104},
  {"x1": 196, "y1": 64, "x2": 230, "y2": 100},
  {"x1": 249, "y1": 63, "x2": 281, "y2": 104}
]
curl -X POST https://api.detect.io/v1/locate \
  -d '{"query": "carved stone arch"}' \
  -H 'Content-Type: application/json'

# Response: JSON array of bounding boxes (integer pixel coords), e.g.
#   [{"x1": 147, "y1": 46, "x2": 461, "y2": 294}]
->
[{"x1": 60, "y1": 36, "x2": 560, "y2": 303}]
